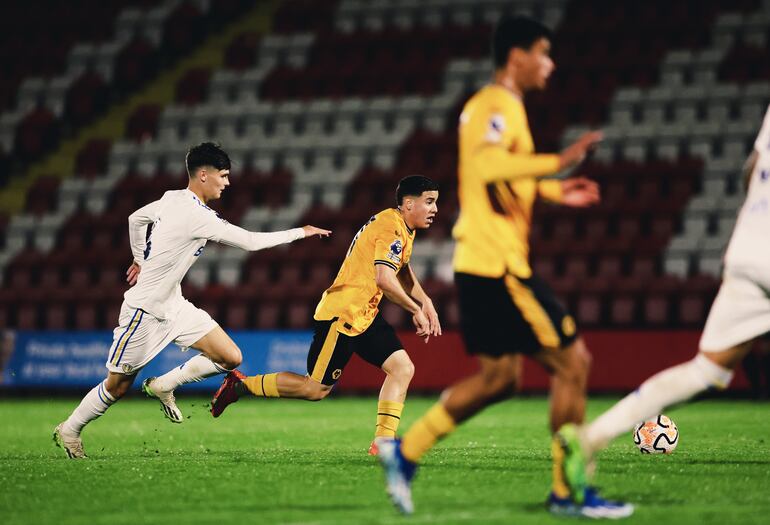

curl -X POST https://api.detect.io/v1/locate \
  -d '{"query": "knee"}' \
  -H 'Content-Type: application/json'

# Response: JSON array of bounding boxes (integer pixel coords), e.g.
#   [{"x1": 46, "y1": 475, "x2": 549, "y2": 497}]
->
[
  {"x1": 387, "y1": 357, "x2": 415, "y2": 382},
  {"x1": 556, "y1": 355, "x2": 590, "y2": 386},
  {"x1": 301, "y1": 379, "x2": 332, "y2": 401},
  {"x1": 221, "y1": 348, "x2": 242, "y2": 370},
  {"x1": 482, "y1": 369, "x2": 516, "y2": 400}
]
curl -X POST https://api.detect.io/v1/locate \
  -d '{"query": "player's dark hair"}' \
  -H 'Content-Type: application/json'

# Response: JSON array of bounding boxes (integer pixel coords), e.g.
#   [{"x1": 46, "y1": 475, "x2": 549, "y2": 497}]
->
[
  {"x1": 185, "y1": 142, "x2": 231, "y2": 177},
  {"x1": 492, "y1": 16, "x2": 552, "y2": 68},
  {"x1": 396, "y1": 175, "x2": 439, "y2": 205}
]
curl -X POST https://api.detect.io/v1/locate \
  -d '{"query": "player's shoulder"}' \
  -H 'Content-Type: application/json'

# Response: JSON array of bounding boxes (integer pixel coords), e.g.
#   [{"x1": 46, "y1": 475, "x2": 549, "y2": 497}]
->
[
  {"x1": 466, "y1": 85, "x2": 519, "y2": 111},
  {"x1": 372, "y1": 208, "x2": 413, "y2": 239},
  {"x1": 371, "y1": 208, "x2": 402, "y2": 230},
  {"x1": 173, "y1": 189, "x2": 214, "y2": 214},
  {"x1": 461, "y1": 85, "x2": 521, "y2": 134}
]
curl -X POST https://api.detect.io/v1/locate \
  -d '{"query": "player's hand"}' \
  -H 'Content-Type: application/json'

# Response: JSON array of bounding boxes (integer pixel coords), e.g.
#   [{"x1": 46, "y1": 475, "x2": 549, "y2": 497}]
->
[
  {"x1": 302, "y1": 225, "x2": 332, "y2": 239},
  {"x1": 559, "y1": 130, "x2": 603, "y2": 169},
  {"x1": 560, "y1": 177, "x2": 600, "y2": 208},
  {"x1": 126, "y1": 262, "x2": 141, "y2": 286},
  {"x1": 421, "y1": 299, "x2": 442, "y2": 338},
  {"x1": 412, "y1": 310, "x2": 431, "y2": 343}
]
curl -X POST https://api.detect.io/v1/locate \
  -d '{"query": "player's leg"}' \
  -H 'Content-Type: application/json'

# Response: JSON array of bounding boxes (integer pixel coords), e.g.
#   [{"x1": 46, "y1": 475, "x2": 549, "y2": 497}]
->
[
  {"x1": 532, "y1": 337, "x2": 592, "y2": 505},
  {"x1": 210, "y1": 319, "x2": 350, "y2": 416},
  {"x1": 373, "y1": 350, "x2": 414, "y2": 444},
  {"x1": 401, "y1": 353, "x2": 519, "y2": 459},
  {"x1": 544, "y1": 341, "x2": 633, "y2": 518},
  {"x1": 54, "y1": 303, "x2": 151, "y2": 458},
  {"x1": 143, "y1": 303, "x2": 235, "y2": 421},
  {"x1": 532, "y1": 336, "x2": 591, "y2": 432},
  {"x1": 555, "y1": 271, "x2": 768, "y2": 515},
  {"x1": 211, "y1": 366, "x2": 334, "y2": 414},
  {"x1": 550, "y1": 342, "x2": 744, "y2": 518},
  {"x1": 352, "y1": 314, "x2": 414, "y2": 450},
  {"x1": 378, "y1": 354, "x2": 519, "y2": 513},
  {"x1": 54, "y1": 371, "x2": 135, "y2": 459},
  {"x1": 580, "y1": 343, "x2": 747, "y2": 457},
  {"x1": 580, "y1": 270, "x2": 768, "y2": 457},
  {"x1": 378, "y1": 273, "x2": 523, "y2": 513},
  {"x1": 398, "y1": 272, "x2": 525, "y2": 462}
]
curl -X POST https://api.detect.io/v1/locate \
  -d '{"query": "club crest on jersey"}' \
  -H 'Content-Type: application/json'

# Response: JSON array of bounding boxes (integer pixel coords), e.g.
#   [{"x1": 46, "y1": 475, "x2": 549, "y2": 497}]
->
[
  {"x1": 387, "y1": 239, "x2": 403, "y2": 263},
  {"x1": 485, "y1": 113, "x2": 505, "y2": 143}
]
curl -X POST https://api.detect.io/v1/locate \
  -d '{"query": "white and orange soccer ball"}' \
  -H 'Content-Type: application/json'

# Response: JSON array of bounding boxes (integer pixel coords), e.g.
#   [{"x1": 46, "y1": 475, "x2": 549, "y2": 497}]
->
[{"x1": 632, "y1": 415, "x2": 679, "y2": 454}]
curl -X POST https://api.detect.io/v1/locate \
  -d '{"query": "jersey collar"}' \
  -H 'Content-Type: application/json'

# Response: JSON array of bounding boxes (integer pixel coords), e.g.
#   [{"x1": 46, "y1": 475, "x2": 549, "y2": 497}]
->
[{"x1": 394, "y1": 208, "x2": 415, "y2": 235}]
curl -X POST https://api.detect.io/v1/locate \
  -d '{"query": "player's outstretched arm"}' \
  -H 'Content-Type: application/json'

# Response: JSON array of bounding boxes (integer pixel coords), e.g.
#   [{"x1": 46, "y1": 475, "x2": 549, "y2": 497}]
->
[
  {"x1": 376, "y1": 264, "x2": 431, "y2": 342},
  {"x1": 194, "y1": 211, "x2": 331, "y2": 251},
  {"x1": 474, "y1": 132, "x2": 603, "y2": 183},
  {"x1": 397, "y1": 264, "x2": 442, "y2": 338}
]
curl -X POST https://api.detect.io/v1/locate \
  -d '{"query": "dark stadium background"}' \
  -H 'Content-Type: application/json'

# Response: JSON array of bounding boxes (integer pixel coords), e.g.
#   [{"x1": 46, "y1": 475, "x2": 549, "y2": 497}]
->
[{"x1": 0, "y1": 0, "x2": 769, "y2": 395}]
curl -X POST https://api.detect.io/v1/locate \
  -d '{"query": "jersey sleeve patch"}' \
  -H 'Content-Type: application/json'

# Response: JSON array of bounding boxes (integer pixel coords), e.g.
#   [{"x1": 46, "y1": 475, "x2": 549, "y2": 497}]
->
[
  {"x1": 386, "y1": 238, "x2": 403, "y2": 264},
  {"x1": 485, "y1": 113, "x2": 506, "y2": 143}
]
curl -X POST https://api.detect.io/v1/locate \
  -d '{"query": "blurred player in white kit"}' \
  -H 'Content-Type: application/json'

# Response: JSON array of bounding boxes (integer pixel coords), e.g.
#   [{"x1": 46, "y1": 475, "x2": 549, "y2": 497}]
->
[
  {"x1": 556, "y1": 105, "x2": 770, "y2": 512},
  {"x1": 54, "y1": 142, "x2": 330, "y2": 458}
]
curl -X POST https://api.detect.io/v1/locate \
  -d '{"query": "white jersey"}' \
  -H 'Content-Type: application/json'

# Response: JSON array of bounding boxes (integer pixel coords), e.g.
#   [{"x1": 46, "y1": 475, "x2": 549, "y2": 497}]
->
[
  {"x1": 723, "y1": 105, "x2": 770, "y2": 271},
  {"x1": 124, "y1": 188, "x2": 304, "y2": 319}
]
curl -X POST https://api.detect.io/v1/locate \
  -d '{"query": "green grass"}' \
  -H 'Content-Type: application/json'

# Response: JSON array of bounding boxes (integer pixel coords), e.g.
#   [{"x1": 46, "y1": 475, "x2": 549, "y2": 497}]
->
[{"x1": 1, "y1": 396, "x2": 769, "y2": 524}]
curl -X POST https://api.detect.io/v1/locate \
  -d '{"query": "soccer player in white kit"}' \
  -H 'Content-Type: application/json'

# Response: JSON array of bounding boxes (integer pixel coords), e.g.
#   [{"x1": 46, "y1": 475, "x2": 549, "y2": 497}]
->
[
  {"x1": 53, "y1": 142, "x2": 331, "y2": 458},
  {"x1": 555, "y1": 105, "x2": 770, "y2": 512}
]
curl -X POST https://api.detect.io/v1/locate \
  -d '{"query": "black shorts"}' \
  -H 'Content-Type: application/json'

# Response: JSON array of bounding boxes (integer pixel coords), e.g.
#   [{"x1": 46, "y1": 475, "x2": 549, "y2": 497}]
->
[
  {"x1": 306, "y1": 312, "x2": 404, "y2": 386},
  {"x1": 455, "y1": 272, "x2": 577, "y2": 356}
]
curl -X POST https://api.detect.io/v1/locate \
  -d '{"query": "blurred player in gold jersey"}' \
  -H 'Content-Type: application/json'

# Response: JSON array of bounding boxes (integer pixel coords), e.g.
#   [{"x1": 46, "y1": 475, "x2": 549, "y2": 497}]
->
[
  {"x1": 210, "y1": 176, "x2": 441, "y2": 454},
  {"x1": 377, "y1": 16, "x2": 631, "y2": 519}
]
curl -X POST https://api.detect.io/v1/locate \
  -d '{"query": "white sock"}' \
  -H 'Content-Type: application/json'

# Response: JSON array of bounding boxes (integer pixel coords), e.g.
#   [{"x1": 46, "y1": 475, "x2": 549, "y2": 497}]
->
[
  {"x1": 151, "y1": 354, "x2": 228, "y2": 392},
  {"x1": 584, "y1": 353, "x2": 733, "y2": 453},
  {"x1": 63, "y1": 380, "x2": 117, "y2": 436}
]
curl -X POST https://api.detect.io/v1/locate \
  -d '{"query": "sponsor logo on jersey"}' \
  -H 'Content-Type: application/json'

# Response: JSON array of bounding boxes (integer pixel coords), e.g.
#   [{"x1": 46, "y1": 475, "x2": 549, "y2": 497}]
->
[{"x1": 387, "y1": 239, "x2": 403, "y2": 263}]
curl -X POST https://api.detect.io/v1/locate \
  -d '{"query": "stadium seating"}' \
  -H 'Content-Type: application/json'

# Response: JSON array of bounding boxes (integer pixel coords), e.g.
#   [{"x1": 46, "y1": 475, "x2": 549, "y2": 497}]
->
[{"x1": 1, "y1": 0, "x2": 769, "y2": 330}]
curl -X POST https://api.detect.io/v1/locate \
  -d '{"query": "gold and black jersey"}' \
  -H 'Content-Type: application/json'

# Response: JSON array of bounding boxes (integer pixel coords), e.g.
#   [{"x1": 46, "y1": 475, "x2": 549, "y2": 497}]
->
[
  {"x1": 315, "y1": 208, "x2": 415, "y2": 336},
  {"x1": 453, "y1": 84, "x2": 564, "y2": 279}
]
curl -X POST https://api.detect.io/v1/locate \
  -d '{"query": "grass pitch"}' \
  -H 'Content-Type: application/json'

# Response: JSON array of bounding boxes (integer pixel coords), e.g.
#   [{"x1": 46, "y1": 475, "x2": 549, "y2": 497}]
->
[{"x1": 1, "y1": 396, "x2": 768, "y2": 525}]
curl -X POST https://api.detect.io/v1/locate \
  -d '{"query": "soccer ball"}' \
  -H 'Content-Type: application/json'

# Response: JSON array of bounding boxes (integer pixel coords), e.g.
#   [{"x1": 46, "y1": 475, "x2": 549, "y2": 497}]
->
[{"x1": 632, "y1": 415, "x2": 679, "y2": 454}]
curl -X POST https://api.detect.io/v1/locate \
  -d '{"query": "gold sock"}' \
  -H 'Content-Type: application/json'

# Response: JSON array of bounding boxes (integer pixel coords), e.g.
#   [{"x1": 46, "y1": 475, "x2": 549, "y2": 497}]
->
[
  {"x1": 551, "y1": 435, "x2": 571, "y2": 498},
  {"x1": 374, "y1": 400, "x2": 404, "y2": 438},
  {"x1": 401, "y1": 402, "x2": 456, "y2": 462},
  {"x1": 241, "y1": 373, "x2": 280, "y2": 398}
]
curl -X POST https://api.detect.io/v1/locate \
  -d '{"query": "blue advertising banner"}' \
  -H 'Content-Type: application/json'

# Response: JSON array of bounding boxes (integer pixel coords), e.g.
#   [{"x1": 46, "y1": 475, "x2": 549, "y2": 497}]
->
[{"x1": 0, "y1": 331, "x2": 313, "y2": 391}]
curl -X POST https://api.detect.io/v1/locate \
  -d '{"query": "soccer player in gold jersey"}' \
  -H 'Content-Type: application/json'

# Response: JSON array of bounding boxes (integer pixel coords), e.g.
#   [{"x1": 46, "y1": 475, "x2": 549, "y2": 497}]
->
[
  {"x1": 377, "y1": 16, "x2": 631, "y2": 518},
  {"x1": 210, "y1": 176, "x2": 442, "y2": 454}
]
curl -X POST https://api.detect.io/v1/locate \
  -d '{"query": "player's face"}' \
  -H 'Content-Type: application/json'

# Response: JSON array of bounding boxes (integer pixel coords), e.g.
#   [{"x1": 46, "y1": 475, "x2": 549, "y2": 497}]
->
[
  {"x1": 520, "y1": 37, "x2": 554, "y2": 91},
  {"x1": 408, "y1": 191, "x2": 439, "y2": 229},
  {"x1": 205, "y1": 169, "x2": 230, "y2": 201}
]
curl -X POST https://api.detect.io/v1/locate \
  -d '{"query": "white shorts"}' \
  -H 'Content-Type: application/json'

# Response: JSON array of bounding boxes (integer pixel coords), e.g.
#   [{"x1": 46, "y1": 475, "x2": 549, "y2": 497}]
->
[
  {"x1": 700, "y1": 266, "x2": 770, "y2": 352},
  {"x1": 105, "y1": 299, "x2": 218, "y2": 374}
]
